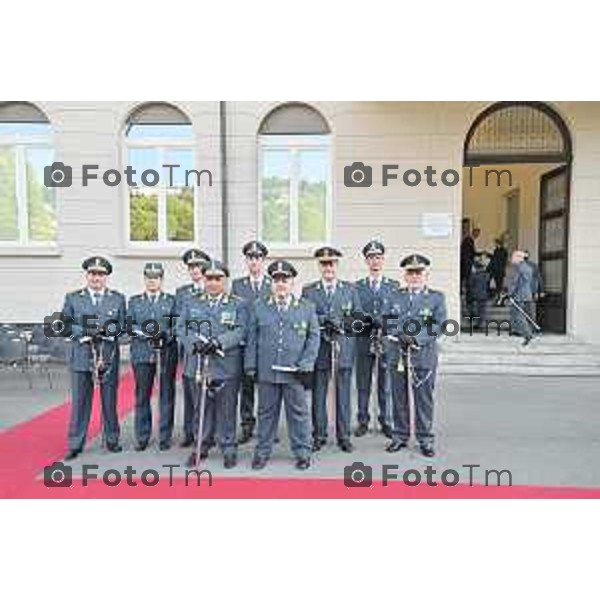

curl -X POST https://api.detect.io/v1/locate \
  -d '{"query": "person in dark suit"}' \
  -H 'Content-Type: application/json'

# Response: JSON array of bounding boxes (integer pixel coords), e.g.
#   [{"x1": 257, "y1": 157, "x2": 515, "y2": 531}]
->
[
  {"x1": 174, "y1": 248, "x2": 211, "y2": 448},
  {"x1": 62, "y1": 257, "x2": 126, "y2": 460},
  {"x1": 302, "y1": 247, "x2": 362, "y2": 453},
  {"x1": 231, "y1": 240, "x2": 272, "y2": 444},
  {"x1": 488, "y1": 238, "x2": 508, "y2": 301},
  {"x1": 127, "y1": 263, "x2": 178, "y2": 452},
  {"x1": 468, "y1": 259, "x2": 491, "y2": 329}
]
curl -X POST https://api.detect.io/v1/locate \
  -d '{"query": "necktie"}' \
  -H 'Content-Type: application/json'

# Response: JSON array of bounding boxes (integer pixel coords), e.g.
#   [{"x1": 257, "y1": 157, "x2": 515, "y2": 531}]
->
[
  {"x1": 326, "y1": 284, "x2": 334, "y2": 299},
  {"x1": 252, "y1": 280, "x2": 259, "y2": 294},
  {"x1": 371, "y1": 279, "x2": 379, "y2": 293},
  {"x1": 277, "y1": 298, "x2": 287, "y2": 312},
  {"x1": 94, "y1": 292, "x2": 102, "y2": 307}
]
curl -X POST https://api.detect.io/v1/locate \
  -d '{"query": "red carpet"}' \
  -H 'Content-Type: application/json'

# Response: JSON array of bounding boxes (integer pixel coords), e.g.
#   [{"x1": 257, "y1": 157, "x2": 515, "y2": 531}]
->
[{"x1": 1, "y1": 369, "x2": 600, "y2": 499}]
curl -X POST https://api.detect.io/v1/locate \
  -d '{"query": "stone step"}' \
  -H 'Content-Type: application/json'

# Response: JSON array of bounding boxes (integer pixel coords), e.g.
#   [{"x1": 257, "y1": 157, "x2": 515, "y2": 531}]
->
[
  {"x1": 439, "y1": 363, "x2": 600, "y2": 377},
  {"x1": 441, "y1": 342, "x2": 598, "y2": 356},
  {"x1": 440, "y1": 352, "x2": 600, "y2": 367}
]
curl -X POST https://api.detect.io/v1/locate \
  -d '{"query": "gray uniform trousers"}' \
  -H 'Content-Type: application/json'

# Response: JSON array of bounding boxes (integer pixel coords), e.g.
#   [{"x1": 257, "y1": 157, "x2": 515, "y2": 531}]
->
[
  {"x1": 356, "y1": 338, "x2": 391, "y2": 427},
  {"x1": 255, "y1": 382, "x2": 312, "y2": 462},
  {"x1": 133, "y1": 344, "x2": 178, "y2": 445},
  {"x1": 193, "y1": 378, "x2": 240, "y2": 459},
  {"x1": 68, "y1": 360, "x2": 120, "y2": 451},
  {"x1": 510, "y1": 302, "x2": 535, "y2": 339},
  {"x1": 312, "y1": 367, "x2": 352, "y2": 443},
  {"x1": 390, "y1": 368, "x2": 436, "y2": 444}
]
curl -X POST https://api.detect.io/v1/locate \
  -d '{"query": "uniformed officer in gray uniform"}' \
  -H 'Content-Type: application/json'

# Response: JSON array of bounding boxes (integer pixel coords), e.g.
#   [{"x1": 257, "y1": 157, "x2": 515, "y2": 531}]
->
[
  {"x1": 231, "y1": 240, "x2": 272, "y2": 444},
  {"x1": 127, "y1": 263, "x2": 178, "y2": 452},
  {"x1": 384, "y1": 254, "x2": 447, "y2": 457},
  {"x1": 177, "y1": 260, "x2": 248, "y2": 469},
  {"x1": 245, "y1": 260, "x2": 320, "y2": 471},
  {"x1": 302, "y1": 247, "x2": 362, "y2": 453},
  {"x1": 505, "y1": 250, "x2": 536, "y2": 346},
  {"x1": 62, "y1": 257, "x2": 126, "y2": 460},
  {"x1": 174, "y1": 248, "x2": 211, "y2": 447},
  {"x1": 354, "y1": 241, "x2": 398, "y2": 438}
]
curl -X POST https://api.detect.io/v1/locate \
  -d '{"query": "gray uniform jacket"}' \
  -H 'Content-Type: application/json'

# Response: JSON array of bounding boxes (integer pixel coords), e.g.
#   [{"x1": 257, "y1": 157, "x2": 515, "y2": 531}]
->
[
  {"x1": 245, "y1": 295, "x2": 320, "y2": 384},
  {"x1": 301, "y1": 280, "x2": 362, "y2": 370},
  {"x1": 127, "y1": 292, "x2": 176, "y2": 364},
  {"x1": 507, "y1": 262, "x2": 534, "y2": 302},
  {"x1": 176, "y1": 293, "x2": 248, "y2": 381},
  {"x1": 383, "y1": 287, "x2": 448, "y2": 370},
  {"x1": 62, "y1": 288, "x2": 126, "y2": 372},
  {"x1": 231, "y1": 275, "x2": 272, "y2": 304}
]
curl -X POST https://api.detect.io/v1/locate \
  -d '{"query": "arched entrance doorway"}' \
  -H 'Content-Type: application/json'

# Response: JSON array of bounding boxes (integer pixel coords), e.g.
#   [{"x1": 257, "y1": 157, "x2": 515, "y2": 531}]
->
[{"x1": 462, "y1": 102, "x2": 572, "y2": 334}]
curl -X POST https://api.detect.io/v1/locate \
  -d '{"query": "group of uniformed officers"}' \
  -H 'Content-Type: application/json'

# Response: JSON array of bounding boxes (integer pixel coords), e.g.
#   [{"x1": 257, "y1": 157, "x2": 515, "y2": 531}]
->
[{"x1": 60, "y1": 240, "x2": 447, "y2": 470}]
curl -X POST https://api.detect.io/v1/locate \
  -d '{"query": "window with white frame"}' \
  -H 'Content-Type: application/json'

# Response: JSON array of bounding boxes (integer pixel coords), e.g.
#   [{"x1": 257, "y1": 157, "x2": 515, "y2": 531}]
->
[
  {"x1": 0, "y1": 102, "x2": 57, "y2": 245},
  {"x1": 125, "y1": 103, "x2": 197, "y2": 245},
  {"x1": 259, "y1": 104, "x2": 331, "y2": 247}
]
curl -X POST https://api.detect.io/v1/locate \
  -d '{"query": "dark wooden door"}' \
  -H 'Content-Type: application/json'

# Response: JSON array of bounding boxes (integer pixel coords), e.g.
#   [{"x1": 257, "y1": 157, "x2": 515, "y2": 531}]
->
[{"x1": 538, "y1": 165, "x2": 570, "y2": 333}]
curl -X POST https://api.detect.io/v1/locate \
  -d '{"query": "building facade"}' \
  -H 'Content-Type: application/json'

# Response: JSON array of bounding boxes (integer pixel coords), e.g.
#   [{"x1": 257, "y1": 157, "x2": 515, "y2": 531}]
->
[{"x1": 1, "y1": 101, "x2": 599, "y2": 342}]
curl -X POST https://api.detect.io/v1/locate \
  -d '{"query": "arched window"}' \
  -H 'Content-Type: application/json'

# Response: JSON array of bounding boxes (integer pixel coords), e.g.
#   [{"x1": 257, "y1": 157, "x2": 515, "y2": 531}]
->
[
  {"x1": 0, "y1": 102, "x2": 57, "y2": 244},
  {"x1": 124, "y1": 102, "x2": 199, "y2": 245},
  {"x1": 258, "y1": 103, "x2": 331, "y2": 247},
  {"x1": 464, "y1": 101, "x2": 572, "y2": 165}
]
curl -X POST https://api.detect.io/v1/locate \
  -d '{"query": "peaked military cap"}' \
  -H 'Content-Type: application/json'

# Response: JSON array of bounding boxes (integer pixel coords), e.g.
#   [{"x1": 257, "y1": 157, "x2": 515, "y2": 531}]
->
[
  {"x1": 400, "y1": 254, "x2": 431, "y2": 271},
  {"x1": 362, "y1": 240, "x2": 385, "y2": 258},
  {"x1": 242, "y1": 240, "x2": 269, "y2": 258},
  {"x1": 314, "y1": 246, "x2": 342, "y2": 262},
  {"x1": 182, "y1": 248, "x2": 211, "y2": 267},
  {"x1": 202, "y1": 260, "x2": 230, "y2": 278},
  {"x1": 268, "y1": 260, "x2": 298, "y2": 279},
  {"x1": 82, "y1": 256, "x2": 112, "y2": 275},
  {"x1": 144, "y1": 262, "x2": 164, "y2": 278}
]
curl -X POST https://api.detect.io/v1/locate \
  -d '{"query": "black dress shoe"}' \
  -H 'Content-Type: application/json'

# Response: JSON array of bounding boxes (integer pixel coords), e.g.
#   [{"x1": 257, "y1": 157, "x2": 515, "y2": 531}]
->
[
  {"x1": 419, "y1": 443, "x2": 435, "y2": 458},
  {"x1": 180, "y1": 437, "x2": 194, "y2": 449},
  {"x1": 107, "y1": 443, "x2": 122, "y2": 453},
  {"x1": 64, "y1": 449, "x2": 81, "y2": 461},
  {"x1": 381, "y1": 424, "x2": 393, "y2": 439},
  {"x1": 295, "y1": 457, "x2": 311, "y2": 471},
  {"x1": 522, "y1": 336, "x2": 533, "y2": 347},
  {"x1": 338, "y1": 440, "x2": 354, "y2": 453},
  {"x1": 186, "y1": 453, "x2": 197, "y2": 468},
  {"x1": 386, "y1": 441, "x2": 408, "y2": 453},
  {"x1": 354, "y1": 423, "x2": 368, "y2": 437},
  {"x1": 252, "y1": 457, "x2": 268, "y2": 471},
  {"x1": 224, "y1": 456, "x2": 237, "y2": 470},
  {"x1": 312, "y1": 439, "x2": 322, "y2": 452},
  {"x1": 135, "y1": 441, "x2": 149, "y2": 452},
  {"x1": 159, "y1": 441, "x2": 171, "y2": 452}
]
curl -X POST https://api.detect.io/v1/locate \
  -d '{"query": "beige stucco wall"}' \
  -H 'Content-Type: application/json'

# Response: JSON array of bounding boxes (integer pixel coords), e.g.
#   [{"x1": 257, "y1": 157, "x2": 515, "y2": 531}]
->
[{"x1": 1, "y1": 101, "x2": 599, "y2": 343}]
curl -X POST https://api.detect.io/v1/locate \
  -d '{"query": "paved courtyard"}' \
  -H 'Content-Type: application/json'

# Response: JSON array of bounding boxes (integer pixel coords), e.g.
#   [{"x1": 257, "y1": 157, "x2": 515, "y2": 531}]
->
[{"x1": 1, "y1": 365, "x2": 599, "y2": 492}]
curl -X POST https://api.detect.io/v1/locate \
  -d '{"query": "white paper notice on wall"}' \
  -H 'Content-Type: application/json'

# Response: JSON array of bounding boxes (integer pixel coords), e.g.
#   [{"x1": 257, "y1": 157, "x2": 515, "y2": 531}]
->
[{"x1": 421, "y1": 213, "x2": 453, "y2": 238}]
